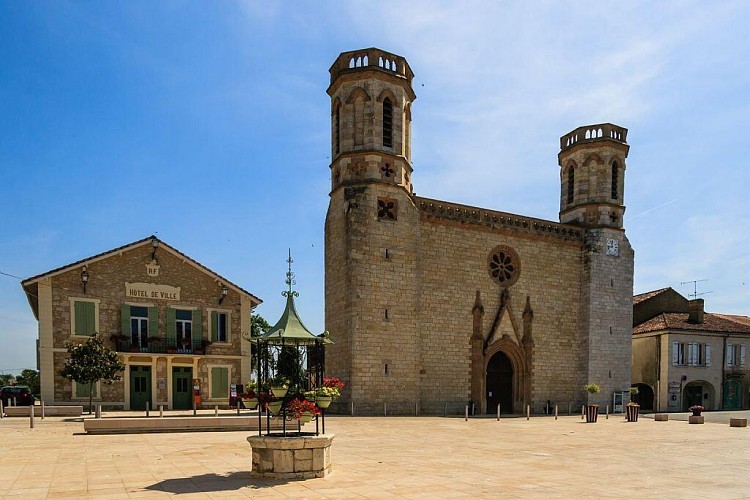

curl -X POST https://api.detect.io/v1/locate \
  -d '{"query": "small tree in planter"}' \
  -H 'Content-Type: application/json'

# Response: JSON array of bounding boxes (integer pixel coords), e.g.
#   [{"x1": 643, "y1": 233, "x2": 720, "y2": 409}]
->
[
  {"x1": 61, "y1": 335, "x2": 125, "y2": 414},
  {"x1": 583, "y1": 384, "x2": 601, "y2": 423}
]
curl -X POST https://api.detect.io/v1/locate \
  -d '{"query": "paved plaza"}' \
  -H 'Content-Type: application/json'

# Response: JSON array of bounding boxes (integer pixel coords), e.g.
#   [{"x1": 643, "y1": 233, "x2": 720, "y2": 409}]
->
[{"x1": 0, "y1": 411, "x2": 748, "y2": 499}]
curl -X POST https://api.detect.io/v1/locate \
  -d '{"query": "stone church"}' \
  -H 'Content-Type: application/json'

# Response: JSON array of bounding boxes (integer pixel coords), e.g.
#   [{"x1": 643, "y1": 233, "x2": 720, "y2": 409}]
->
[{"x1": 324, "y1": 48, "x2": 634, "y2": 414}]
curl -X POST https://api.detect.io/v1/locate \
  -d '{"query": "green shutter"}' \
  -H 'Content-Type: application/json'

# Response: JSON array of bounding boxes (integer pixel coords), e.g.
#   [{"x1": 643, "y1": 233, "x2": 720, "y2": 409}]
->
[
  {"x1": 121, "y1": 304, "x2": 131, "y2": 336},
  {"x1": 192, "y1": 309, "x2": 203, "y2": 340},
  {"x1": 166, "y1": 306, "x2": 176, "y2": 342},
  {"x1": 211, "y1": 312, "x2": 218, "y2": 342},
  {"x1": 211, "y1": 367, "x2": 220, "y2": 397},
  {"x1": 148, "y1": 306, "x2": 158, "y2": 338},
  {"x1": 76, "y1": 301, "x2": 96, "y2": 336},
  {"x1": 74, "y1": 301, "x2": 86, "y2": 336},
  {"x1": 76, "y1": 382, "x2": 96, "y2": 398}
]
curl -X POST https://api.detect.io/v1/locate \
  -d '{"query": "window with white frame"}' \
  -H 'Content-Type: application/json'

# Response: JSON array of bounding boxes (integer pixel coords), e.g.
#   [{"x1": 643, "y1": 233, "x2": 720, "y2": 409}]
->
[
  {"x1": 672, "y1": 341, "x2": 711, "y2": 366},
  {"x1": 69, "y1": 298, "x2": 100, "y2": 337},
  {"x1": 209, "y1": 366, "x2": 230, "y2": 399},
  {"x1": 726, "y1": 343, "x2": 746, "y2": 367},
  {"x1": 210, "y1": 310, "x2": 230, "y2": 343}
]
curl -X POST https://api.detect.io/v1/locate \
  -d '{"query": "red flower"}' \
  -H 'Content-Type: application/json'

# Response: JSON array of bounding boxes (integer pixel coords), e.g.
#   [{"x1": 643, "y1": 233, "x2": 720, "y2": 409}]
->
[
  {"x1": 286, "y1": 398, "x2": 321, "y2": 419},
  {"x1": 323, "y1": 376, "x2": 345, "y2": 390}
]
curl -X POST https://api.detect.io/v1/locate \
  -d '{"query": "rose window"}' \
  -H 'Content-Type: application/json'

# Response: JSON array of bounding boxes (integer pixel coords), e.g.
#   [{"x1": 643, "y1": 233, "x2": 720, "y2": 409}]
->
[{"x1": 487, "y1": 245, "x2": 520, "y2": 286}]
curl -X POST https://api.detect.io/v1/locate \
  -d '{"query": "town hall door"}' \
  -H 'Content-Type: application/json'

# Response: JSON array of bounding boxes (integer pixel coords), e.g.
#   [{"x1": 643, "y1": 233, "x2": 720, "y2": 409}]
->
[{"x1": 486, "y1": 351, "x2": 513, "y2": 414}]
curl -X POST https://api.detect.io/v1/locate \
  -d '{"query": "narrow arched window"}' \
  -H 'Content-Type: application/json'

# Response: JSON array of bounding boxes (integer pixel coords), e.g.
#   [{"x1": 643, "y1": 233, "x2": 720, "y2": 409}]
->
[
  {"x1": 382, "y1": 98, "x2": 393, "y2": 148},
  {"x1": 611, "y1": 161, "x2": 619, "y2": 199},
  {"x1": 567, "y1": 166, "x2": 575, "y2": 204},
  {"x1": 335, "y1": 106, "x2": 340, "y2": 155}
]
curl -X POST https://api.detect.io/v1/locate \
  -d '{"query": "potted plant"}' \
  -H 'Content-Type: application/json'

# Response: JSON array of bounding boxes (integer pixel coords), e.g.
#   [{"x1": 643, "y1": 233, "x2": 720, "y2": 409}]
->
[
  {"x1": 268, "y1": 376, "x2": 289, "y2": 398},
  {"x1": 689, "y1": 405, "x2": 704, "y2": 417},
  {"x1": 266, "y1": 398, "x2": 283, "y2": 414},
  {"x1": 287, "y1": 397, "x2": 320, "y2": 424},
  {"x1": 583, "y1": 383, "x2": 600, "y2": 423},
  {"x1": 626, "y1": 401, "x2": 640, "y2": 422}
]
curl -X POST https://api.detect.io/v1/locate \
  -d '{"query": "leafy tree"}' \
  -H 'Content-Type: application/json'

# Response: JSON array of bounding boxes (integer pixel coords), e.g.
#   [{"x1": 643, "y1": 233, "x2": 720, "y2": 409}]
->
[
  {"x1": 15, "y1": 369, "x2": 40, "y2": 395},
  {"x1": 0, "y1": 374, "x2": 15, "y2": 387},
  {"x1": 251, "y1": 313, "x2": 271, "y2": 337},
  {"x1": 61, "y1": 335, "x2": 125, "y2": 414}
]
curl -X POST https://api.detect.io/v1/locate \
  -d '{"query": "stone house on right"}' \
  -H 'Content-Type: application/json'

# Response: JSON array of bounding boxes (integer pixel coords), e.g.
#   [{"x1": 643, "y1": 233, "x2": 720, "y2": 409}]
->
[{"x1": 631, "y1": 287, "x2": 749, "y2": 412}]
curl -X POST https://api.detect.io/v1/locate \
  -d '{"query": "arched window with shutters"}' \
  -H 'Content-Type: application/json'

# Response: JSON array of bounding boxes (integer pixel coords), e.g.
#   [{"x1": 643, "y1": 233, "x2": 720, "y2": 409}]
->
[
  {"x1": 567, "y1": 166, "x2": 575, "y2": 204},
  {"x1": 382, "y1": 97, "x2": 393, "y2": 148},
  {"x1": 611, "y1": 161, "x2": 619, "y2": 199}
]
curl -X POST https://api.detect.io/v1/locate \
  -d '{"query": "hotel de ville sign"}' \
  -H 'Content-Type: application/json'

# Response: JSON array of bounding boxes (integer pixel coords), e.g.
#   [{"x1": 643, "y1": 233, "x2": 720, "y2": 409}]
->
[{"x1": 125, "y1": 282, "x2": 181, "y2": 301}]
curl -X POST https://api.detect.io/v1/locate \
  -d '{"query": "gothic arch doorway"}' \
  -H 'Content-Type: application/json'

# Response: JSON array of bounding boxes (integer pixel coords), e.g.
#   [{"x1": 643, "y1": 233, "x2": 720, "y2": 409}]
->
[{"x1": 486, "y1": 351, "x2": 513, "y2": 414}]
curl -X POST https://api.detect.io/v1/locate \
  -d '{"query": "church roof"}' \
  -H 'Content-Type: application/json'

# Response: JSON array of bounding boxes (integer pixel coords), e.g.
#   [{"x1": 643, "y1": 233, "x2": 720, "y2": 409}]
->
[
  {"x1": 633, "y1": 287, "x2": 671, "y2": 304},
  {"x1": 633, "y1": 312, "x2": 750, "y2": 335}
]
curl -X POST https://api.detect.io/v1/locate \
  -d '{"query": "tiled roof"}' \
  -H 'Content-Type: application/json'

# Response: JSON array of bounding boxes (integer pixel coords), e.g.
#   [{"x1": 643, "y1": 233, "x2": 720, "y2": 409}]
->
[
  {"x1": 633, "y1": 312, "x2": 750, "y2": 335},
  {"x1": 21, "y1": 235, "x2": 262, "y2": 305},
  {"x1": 633, "y1": 287, "x2": 670, "y2": 304}
]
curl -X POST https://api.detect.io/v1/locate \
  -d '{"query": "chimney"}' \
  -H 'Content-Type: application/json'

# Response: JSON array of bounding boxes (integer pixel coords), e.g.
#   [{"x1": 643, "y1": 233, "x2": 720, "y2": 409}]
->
[{"x1": 688, "y1": 299, "x2": 704, "y2": 324}]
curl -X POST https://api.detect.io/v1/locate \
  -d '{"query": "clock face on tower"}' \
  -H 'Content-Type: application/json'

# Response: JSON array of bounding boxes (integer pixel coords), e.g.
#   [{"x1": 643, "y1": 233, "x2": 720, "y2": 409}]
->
[{"x1": 606, "y1": 238, "x2": 619, "y2": 256}]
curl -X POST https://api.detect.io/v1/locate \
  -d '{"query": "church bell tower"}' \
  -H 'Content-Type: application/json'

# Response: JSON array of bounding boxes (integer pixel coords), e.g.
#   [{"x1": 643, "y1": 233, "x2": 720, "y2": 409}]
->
[
  {"x1": 324, "y1": 48, "x2": 420, "y2": 406},
  {"x1": 558, "y1": 123, "x2": 634, "y2": 401}
]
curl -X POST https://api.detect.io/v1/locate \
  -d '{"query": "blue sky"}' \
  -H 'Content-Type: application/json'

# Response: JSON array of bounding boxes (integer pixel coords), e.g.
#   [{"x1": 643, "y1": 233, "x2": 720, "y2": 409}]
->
[{"x1": 1, "y1": 1, "x2": 748, "y2": 373}]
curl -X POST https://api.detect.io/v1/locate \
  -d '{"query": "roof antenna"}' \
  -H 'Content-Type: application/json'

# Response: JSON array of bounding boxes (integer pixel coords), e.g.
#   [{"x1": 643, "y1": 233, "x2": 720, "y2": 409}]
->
[{"x1": 680, "y1": 279, "x2": 713, "y2": 299}]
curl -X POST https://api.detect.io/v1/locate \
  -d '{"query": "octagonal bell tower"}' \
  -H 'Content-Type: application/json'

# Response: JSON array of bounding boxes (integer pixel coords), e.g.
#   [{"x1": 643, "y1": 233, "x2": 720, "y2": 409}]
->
[
  {"x1": 325, "y1": 49, "x2": 420, "y2": 407},
  {"x1": 559, "y1": 123, "x2": 634, "y2": 401}
]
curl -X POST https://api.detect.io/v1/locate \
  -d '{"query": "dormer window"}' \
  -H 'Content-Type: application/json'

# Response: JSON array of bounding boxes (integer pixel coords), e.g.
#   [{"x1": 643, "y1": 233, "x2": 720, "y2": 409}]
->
[{"x1": 382, "y1": 98, "x2": 393, "y2": 148}]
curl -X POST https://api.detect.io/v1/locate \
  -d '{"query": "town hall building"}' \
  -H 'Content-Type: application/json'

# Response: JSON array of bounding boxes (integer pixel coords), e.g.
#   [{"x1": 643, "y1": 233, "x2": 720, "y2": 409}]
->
[{"x1": 324, "y1": 48, "x2": 635, "y2": 413}]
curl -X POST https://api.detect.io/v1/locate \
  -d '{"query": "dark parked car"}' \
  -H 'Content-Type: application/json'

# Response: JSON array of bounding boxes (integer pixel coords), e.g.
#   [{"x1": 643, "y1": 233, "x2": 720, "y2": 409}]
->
[{"x1": 0, "y1": 386, "x2": 35, "y2": 406}]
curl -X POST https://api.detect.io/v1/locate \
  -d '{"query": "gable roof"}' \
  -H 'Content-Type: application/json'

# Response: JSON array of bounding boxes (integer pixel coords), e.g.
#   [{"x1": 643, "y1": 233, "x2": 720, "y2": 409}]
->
[
  {"x1": 633, "y1": 287, "x2": 670, "y2": 304},
  {"x1": 633, "y1": 312, "x2": 750, "y2": 335},
  {"x1": 21, "y1": 236, "x2": 261, "y2": 319}
]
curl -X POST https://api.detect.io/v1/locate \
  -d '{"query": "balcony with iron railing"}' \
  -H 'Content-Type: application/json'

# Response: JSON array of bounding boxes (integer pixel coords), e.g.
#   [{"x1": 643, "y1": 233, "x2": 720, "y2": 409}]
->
[{"x1": 110, "y1": 335, "x2": 210, "y2": 355}]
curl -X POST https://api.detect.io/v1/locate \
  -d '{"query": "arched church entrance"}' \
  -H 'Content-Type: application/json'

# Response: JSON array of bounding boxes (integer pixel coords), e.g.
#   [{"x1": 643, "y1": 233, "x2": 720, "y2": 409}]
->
[{"x1": 486, "y1": 351, "x2": 513, "y2": 414}]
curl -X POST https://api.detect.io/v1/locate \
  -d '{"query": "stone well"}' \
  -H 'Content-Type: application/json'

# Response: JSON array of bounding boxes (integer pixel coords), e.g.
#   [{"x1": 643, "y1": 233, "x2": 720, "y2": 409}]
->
[{"x1": 247, "y1": 434, "x2": 334, "y2": 480}]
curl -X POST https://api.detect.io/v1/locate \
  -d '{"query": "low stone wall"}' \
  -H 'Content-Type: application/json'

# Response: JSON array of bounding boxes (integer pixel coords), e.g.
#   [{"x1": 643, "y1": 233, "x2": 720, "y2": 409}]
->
[
  {"x1": 247, "y1": 434, "x2": 334, "y2": 480},
  {"x1": 4, "y1": 406, "x2": 83, "y2": 417},
  {"x1": 84, "y1": 415, "x2": 288, "y2": 434}
]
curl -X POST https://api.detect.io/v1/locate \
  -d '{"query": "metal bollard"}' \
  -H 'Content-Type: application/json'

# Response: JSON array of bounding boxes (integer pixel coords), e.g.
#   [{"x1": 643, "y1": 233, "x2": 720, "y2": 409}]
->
[
  {"x1": 13, "y1": 397, "x2": 17, "y2": 407},
  {"x1": 159, "y1": 405, "x2": 163, "y2": 418},
  {"x1": 444, "y1": 402, "x2": 448, "y2": 417},
  {"x1": 95, "y1": 405, "x2": 102, "y2": 419},
  {"x1": 581, "y1": 405, "x2": 585, "y2": 419},
  {"x1": 351, "y1": 401, "x2": 354, "y2": 417},
  {"x1": 526, "y1": 405, "x2": 530, "y2": 420},
  {"x1": 606, "y1": 405, "x2": 609, "y2": 419},
  {"x1": 41, "y1": 400, "x2": 45, "y2": 419},
  {"x1": 465, "y1": 405, "x2": 468, "y2": 421},
  {"x1": 568, "y1": 402, "x2": 572, "y2": 415},
  {"x1": 384, "y1": 402, "x2": 387, "y2": 417},
  {"x1": 0, "y1": 400, "x2": 4, "y2": 419},
  {"x1": 497, "y1": 403, "x2": 501, "y2": 421},
  {"x1": 145, "y1": 401, "x2": 150, "y2": 417},
  {"x1": 193, "y1": 400, "x2": 197, "y2": 416},
  {"x1": 215, "y1": 405, "x2": 219, "y2": 417},
  {"x1": 555, "y1": 405, "x2": 558, "y2": 420},
  {"x1": 29, "y1": 405, "x2": 34, "y2": 429},
  {"x1": 415, "y1": 402, "x2": 418, "y2": 417}
]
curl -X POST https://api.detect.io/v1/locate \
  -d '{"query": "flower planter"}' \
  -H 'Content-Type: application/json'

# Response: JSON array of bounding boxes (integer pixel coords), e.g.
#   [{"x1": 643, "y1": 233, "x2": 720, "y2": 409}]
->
[
  {"x1": 271, "y1": 387, "x2": 288, "y2": 398},
  {"x1": 300, "y1": 411, "x2": 314, "y2": 423},
  {"x1": 626, "y1": 404, "x2": 640, "y2": 422},
  {"x1": 244, "y1": 398, "x2": 258, "y2": 410},
  {"x1": 267, "y1": 401, "x2": 282, "y2": 414},
  {"x1": 691, "y1": 410, "x2": 702, "y2": 417},
  {"x1": 585, "y1": 404, "x2": 599, "y2": 423},
  {"x1": 316, "y1": 396, "x2": 332, "y2": 409}
]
